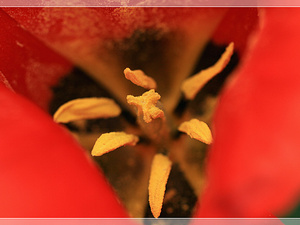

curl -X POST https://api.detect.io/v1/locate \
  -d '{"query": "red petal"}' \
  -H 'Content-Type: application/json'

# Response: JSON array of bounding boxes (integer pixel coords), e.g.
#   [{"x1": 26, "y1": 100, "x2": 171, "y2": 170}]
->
[
  {"x1": 0, "y1": 9, "x2": 72, "y2": 111},
  {"x1": 0, "y1": 10, "x2": 128, "y2": 217},
  {"x1": 0, "y1": 83, "x2": 128, "y2": 217},
  {"x1": 196, "y1": 8, "x2": 300, "y2": 217},
  {"x1": 212, "y1": 8, "x2": 259, "y2": 55}
]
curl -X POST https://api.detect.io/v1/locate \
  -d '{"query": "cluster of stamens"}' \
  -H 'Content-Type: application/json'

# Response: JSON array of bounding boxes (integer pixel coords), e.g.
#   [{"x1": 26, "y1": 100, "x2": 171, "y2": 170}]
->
[{"x1": 53, "y1": 42, "x2": 234, "y2": 218}]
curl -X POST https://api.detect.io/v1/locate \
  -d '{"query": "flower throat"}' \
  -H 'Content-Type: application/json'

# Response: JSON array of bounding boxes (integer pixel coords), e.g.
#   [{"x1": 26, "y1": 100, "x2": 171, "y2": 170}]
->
[{"x1": 50, "y1": 41, "x2": 237, "y2": 218}]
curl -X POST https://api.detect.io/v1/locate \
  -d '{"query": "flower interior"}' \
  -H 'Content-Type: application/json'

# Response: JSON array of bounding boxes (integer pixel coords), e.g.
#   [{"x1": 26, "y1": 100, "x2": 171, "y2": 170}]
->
[
  {"x1": 51, "y1": 34, "x2": 237, "y2": 218},
  {"x1": 3, "y1": 7, "x2": 300, "y2": 218}
]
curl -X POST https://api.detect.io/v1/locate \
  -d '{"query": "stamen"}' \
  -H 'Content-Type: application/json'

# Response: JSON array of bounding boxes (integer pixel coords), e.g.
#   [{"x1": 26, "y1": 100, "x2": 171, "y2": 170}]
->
[
  {"x1": 149, "y1": 153, "x2": 172, "y2": 218},
  {"x1": 178, "y1": 119, "x2": 213, "y2": 145},
  {"x1": 91, "y1": 131, "x2": 139, "y2": 156},
  {"x1": 127, "y1": 89, "x2": 164, "y2": 123},
  {"x1": 181, "y1": 42, "x2": 234, "y2": 100},
  {"x1": 124, "y1": 68, "x2": 157, "y2": 90},
  {"x1": 53, "y1": 98, "x2": 121, "y2": 123}
]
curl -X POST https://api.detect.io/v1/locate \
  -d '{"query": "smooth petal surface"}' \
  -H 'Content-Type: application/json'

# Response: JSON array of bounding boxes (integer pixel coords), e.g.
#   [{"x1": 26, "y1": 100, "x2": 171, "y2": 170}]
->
[
  {"x1": 212, "y1": 8, "x2": 259, "y2": 55},
  {"x1": 196, "y1": 8, "x2": 300, "y2": 217},
  {"x1": 0, "y1": 83, "x2": 128, "y2": 217}
]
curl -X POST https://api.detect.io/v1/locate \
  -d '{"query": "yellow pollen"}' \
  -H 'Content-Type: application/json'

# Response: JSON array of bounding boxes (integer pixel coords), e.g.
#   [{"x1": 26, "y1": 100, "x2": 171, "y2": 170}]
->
[
  {"x1": 91, "y1": 132, "x2": 139, "y2": 157},
  {"x1": 178, "y1": 119, "x2": 213, "y2": 145},
  {"x1": 181, "y1": 42, "x2": 234, "y2": 100},
  {"x1": 127, "y1": 89, "x2": 165, "y2": 123},
  {"x1": 149, "y1": 153, "x2": 172, "y2": 218},
  {"x1": 53, "y1": 98, "x2": 121, "y2": 123},
  {"x1": 124, "y1": 67, "x2": 157, "y2": 90}
]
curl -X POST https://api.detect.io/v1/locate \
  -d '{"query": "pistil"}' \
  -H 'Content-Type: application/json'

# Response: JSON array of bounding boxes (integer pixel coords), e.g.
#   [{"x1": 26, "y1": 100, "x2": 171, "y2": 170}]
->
[{"x1": 127, "y1": 89, "x2": 170, "y2": 147}]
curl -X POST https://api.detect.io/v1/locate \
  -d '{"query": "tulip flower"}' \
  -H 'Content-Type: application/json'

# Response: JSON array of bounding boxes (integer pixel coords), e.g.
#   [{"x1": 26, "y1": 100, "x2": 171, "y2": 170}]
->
[{"x1": 0, "y1": 6, "x2": 299, "y2": 220}]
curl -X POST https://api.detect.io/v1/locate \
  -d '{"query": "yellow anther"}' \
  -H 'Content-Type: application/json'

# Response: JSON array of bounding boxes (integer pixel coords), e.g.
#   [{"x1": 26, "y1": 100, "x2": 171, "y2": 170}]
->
[
  {"x1": 181, "y1": 42, "x2": 234, "y2": 100},
  {"x1": 124, "y1": 68, "x2": 157, "y2": 90},
  {"x1": 149, "y1": 153, "x2": 172, "y2": 218},
  {"x1": 127, "y1": 89, "x2": 164, "y2": 123},
  {"x1": 91, "y1": 132, "x2": 139, "y2": 157},
  {"x1": 178, "y1": 119, "x2": 213, "y2": 145},
  {"x1": 53, "y1": 98, "x2": 121, "y2": 123}
]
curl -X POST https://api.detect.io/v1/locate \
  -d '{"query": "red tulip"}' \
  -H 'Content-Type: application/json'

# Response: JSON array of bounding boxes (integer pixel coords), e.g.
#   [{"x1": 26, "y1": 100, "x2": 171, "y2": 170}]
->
[{"x1": 0, "y1": 6, "x2": 299, "y2": 219}]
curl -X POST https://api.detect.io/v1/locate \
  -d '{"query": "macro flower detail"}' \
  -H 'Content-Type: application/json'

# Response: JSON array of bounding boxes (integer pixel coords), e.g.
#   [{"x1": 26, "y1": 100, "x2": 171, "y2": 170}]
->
[
  {"x1": 1, "y1": 6, "x2": 300, "y2": 220},
  {"x1": 53, "y1": 40, "x2": 233, "y2": 218}
]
